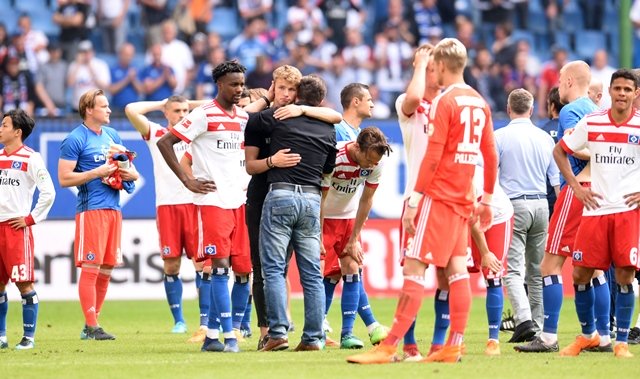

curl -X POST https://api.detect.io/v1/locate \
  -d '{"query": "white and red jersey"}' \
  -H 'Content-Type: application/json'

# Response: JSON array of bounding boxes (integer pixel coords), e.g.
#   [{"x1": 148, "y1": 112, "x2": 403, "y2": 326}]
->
[
  {"x1": 395, "y1": 93, "x2": 431, "y2": 199},
  {"x1": 560, "y1": 109, "x2": 640, "y2": 216},
  {"x1": 473, "y1": 165, "x2": 513, "y2": 225},
  {"x1": 321, "y1": 141, "x2": 383, "y2": 219},
  {"x1": 171, "y1": 100, "x2": 250, "y2": 209},
  {"x1": 144, "y1": 121, "x2": 193, "y2": 206},
  {"x1": 0, "y1": 145, "x2": 55, "y2": 224}
]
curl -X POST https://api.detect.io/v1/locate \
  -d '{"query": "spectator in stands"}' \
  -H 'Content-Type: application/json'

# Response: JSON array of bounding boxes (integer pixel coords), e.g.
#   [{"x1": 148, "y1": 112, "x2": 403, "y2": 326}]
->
[
  {"x1": 0, "y1": 23, "x2": 8, "y2": 69},
  {"x1": 375, "y1": 0, "x2": 415, "y2": 46},
  {"x1": 0, "y1": 55, "x2": 36, "y2": 116},
  {"x1": 34, "y1": 42, "x2": 67, "y2": 117},
  {"x1": 227, "y1": 16, "x2": 272, "y2": 74},
  {"x1": 272, "y1": 25, "x2": 297, "y2": 66},
  {"x1": 321, "y1": 53, "x2": 356, "y2": 110},
  {"x1": 159, "y1": 20, "x2": 194, "y2": 96},
  {"x1": 318, "y1": 0, "x2": 364, "y2": 49},
  {"x1": 455, "y1": 14, "x2": 478, "y2": 61},
  {"x1": 590, "y1": 49, "x2": 615, "y2": 109},
  {"x1": 477, "y1": 0, "x2": 513, "y2": 27},
  {"x1": 17, "y1": 14, "x2": 49, "y2": 67},
  {"x1": 6, "y1": 33, "x2": 38, "y2": 76},
  {"x1": 503, "y1": 50, "x2": 537, "y2": 97},
  {"x1": 307, "y1": 27, "x2": 337, "y2": 72},
  {"x1": 53, "y1": 0, "x2": 91, "y2": 61},
  {"x1": 207, "y1": 31, "x2": 223, "y2": 52},
  {"x1": 108, "y1": 42, "x2": 142, "y2": 114},
  {"x1": 194, "y1": 46, "x2": 225, "y2": 100},
  {"x1": 468, "y1": 47, "x2": 505, "y2": 115},
  {"x1": 516, "y1": 39, "x2": 541, "y2": 77},
  {"x1": 368, "y1": 83, "x2": 390, "y2": 119},
  {"x1": 341, "y1": 28, "x2": 374, "y2": 85},
  {"x1": 537, "y1": 45, "x2": 567, "y2": 119},
  {"x1": 140, "y1": 0, "x2": 171, "y2": 48},
  {"x1": 288, "y1": 43, "x2": 315, "y2": 76},
  {"x1": 246, "y1": 55, "x2": 273, "y2": 90},
  {"x1": 412, "y1": 0, "x2": 443, "y2": 46},
  {"x1": 67, "y1": 40, "x2": 111, "y2": 112},
  {"x1": 373, "y1": 23, "x2": 413, "y2": 110},
  {"x1": 96, "y1": 0, "x2": 130, "y2": 55},
  {"x1": 187, "y1": 0, "x2": 214, "y2": 36},
  {"x1": 542, "y1": 0, "x2": 563, "y2": 45},
  {"x1": 190, "y1": 33, "x2": 208, "y2": 67},
  {"x1": 238, "y1": 0, "x2": 273, "y2": 25},
  {"x1": 287, "y1": 0, "x2": 325, "y2": 45},
  {"x1": 578, "y1": 0, "x2": 603, "y2": 30},
  {"x1": 492, "y1": 21, "x2": 518, "y2": 68},
  {"x1": 139, "y1": 43, "x2": 176, "y2": 101}
]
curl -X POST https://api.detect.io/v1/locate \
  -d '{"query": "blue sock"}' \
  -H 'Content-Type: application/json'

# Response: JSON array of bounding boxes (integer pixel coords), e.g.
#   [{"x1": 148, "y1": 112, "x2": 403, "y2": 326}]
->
[
  {"x1": 403, "y1": 318, "x2": 417, "y2": 346},
  {"x1": 241, "y1": 295, "x2": 252, "y2": 329},
  {"x1": 21, "y1": 291, "x2": 38, "y2": 338},
  {"x1": 207, "y1": 278, "x2": 220, "y2": 332},
  {"x1": 592, "y1": 275, "x2": 611, "y2": 337},
  {"x1": 486, "y1": 278, "x2": 503, "y2": 340},
  {"x1": 357, "y1": 268, "x2": 377, "y2": 327},
  {"x1": 231, "y1": 275, "x2": 250, "y2": 330},
  {"x1": 432, "y1": 289, "x2": 450, "y2": 345},
  {"x1": 574, "y1": 283, "x2": 596, "y2": 335},
  {"x1": 340, "y1": 274, "x2": 360, "y2": 337},
  {"x1": 542, "y1": 275, "x2": 563, "y2": 334},
  {"x1": 0, "y1": 292, "x2": 8, "y2": 337},
  {"x1": 212, "y1": 268, "x2": 232, "y2": 334},
  {"x1": 199, "y1": 272, "x2": 211, "y2": 327},
  {"x1": 164, "y1": 274, "x2": 184, "y2": 324},
  {"x1": 616, "y1": 284, "x2": 635, "y2": 343},
  {"x1": 323, "y1": 277, "x2": 338, "y2": 315}
]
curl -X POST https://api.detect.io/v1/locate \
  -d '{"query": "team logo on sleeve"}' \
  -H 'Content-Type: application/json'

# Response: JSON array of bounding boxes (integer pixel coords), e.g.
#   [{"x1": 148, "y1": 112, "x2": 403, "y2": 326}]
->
[
  {"x1": 182, "y1": 119, "x2": 192, "y2": 129},
  {"x1": 162, "y1": 246, "x2": 171, "y2": 256},
  {"x1": 87, "y1": 252, "x2": 95, "y2": 261},
  {"x1": 572, "y1": 250, "x2": 583, "y2": 262},
  {"x1": 628, "y1": 134, "x2": 640, "y2": 144},
  {"x1": 204, "y1": 244, "x2": 217, "y2": 256},
  {"x1": 360, "y1": 169, "x2": 371, "y2": 177}
]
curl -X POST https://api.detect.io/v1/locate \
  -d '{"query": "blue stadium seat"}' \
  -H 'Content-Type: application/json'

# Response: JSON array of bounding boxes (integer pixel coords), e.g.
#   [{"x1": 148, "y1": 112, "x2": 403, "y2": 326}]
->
[
  {"x1": 575, "y1": 30, "x2": 606, "y2": 62},
  {"x1": 0, "y1": 0, "x2": 12, "y2": 10},
  {"x1": 512, "y1": 29, "x2": 535, "y2": 49},
  {"x1": 24, "y1": 8, "x2": 59, "y2": 38},
  {"x1": 207, "y1": 7, "x2": 240, "y2": 42},
  {"x1": 2, "y1": 10, "x2": 19, "y2": 35},
  {"x1": 527, "y1": 8, "x2": 547, "y2": 35},
  {"x1": 14, "y1": 0, "x2": 49, "y2": 13},
  {"x1": 552, "y1": 31, "x2": 571, "y2": 51},
  {"x1": 561, "y1": 2, "x2": 583, "y2": 34}
]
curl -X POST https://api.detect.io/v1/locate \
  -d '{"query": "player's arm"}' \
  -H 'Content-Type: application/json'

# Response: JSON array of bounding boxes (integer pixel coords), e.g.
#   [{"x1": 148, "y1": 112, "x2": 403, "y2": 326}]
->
[
  {"x1": 58, "y1": 159, "x2": 115, "y2": 188},
  {"x1": 474, "y1": 112, "x2": 498, "y2": 231},
  {"x1": 244, "y1": 84, "x2": 273, "y2": 113},
  {"x1": 273, "y1": 105, "x2": 342, "y2": 124},
  {"x1": 10, "y1": 155, "x2": 57, "y2": 229},
  {"x1": 179, "y1": 150, "x2": 195, "y2": 179},
  {"x1": 546, "y1": 138, "x2": 561, "y2": 196},
  {"x1": 470, "y1": 221, "x2": 501, "y2": 274},
  {"x1": 157, "y1": 132, "x2": 214, "y2": 194},
  {"x1": 401, "y1": 47, "x2": 430, "y2": 117},
  {"x1": 343, "y1": 186, "x2": 377, "y2": 265},
  {"x1": 124, "y1": 100, "x2": 165, "y2": 137}
]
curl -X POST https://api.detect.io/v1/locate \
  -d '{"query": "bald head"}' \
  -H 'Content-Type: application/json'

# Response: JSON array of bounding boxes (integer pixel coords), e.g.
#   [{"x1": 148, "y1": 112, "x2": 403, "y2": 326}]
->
[
  {"x1": 559, "y1": 60, "x2": 591, "y2": 103},
  {"x1": 563, "y1": 61, "x2": 591, "y2": 87},
  {"x1": 588, "y1": 78, "x2": 603, "y2": 106}
]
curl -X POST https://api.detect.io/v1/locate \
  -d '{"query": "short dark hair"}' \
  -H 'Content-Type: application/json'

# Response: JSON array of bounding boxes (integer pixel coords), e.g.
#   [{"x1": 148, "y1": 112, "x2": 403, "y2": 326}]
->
[
  {"x1": 211, "y1": 60, "x2": 246, "y2": 83},
  {"x1": 547, "y1": 86, "x2": 564, "y2": 113},
  {"x1": 611, "y1": 69, "x2": 639, "y2": 89},
  {"x1": 3, "y1": 109, "x2": 35, "y2": 141},
  {"x1": 340, "y1": 83, "x2": 369, "y2": 110},
  {"x1": 356, "y1": 126, "x2": 392, "y2": 157},
  {"x1": 297, "y1": 75, "x2": 326, "y2": 106}
]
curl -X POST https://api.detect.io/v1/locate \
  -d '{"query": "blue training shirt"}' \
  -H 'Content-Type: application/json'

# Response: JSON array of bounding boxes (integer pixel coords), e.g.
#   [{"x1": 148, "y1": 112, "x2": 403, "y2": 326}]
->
[
  {"x1": 335, "y1": 119, "x2": 360, "y2": 142},
  {"x1": 557, "y1": 96, "x2": 598, "y2": 188},
  {"x1": 60, "y1": 124, "x2": 123, "y2": 213}
]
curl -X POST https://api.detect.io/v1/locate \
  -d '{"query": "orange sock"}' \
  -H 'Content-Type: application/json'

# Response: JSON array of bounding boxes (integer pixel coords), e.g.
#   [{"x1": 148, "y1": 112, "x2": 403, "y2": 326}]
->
[
  {"x1": 382, "y1": 276, "x2": 425, "y2": 347},
  {"x1": 79, "y1": 267, "x2": 99, "y2": 327},
  {"x1": 446, "y1": 273, "x2": 471, "y2": 346},
  {"x1": 95, "y1": 273, "x2": 111, "y2": 318}
]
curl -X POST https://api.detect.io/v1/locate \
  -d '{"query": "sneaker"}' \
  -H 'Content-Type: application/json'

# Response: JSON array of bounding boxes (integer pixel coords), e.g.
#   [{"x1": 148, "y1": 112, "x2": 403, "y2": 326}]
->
[
  {"x1": 0, "y1": 339, "x2": 8, "y2": 349},
  {"x1": 171, "y1": 321, "x2": 187, "y2": 334},
  {"x1": 346, "y1": 344, "x2": 397, "y2": 364},
  {"x1": 257, "y1": 335, "x2": 269, "y2": 351},
  {"x1": 325, "y1": 335, "x2": 340, "y2": 347},
  {"x1": 187, "y1": 328, "x2": 207, "y2": 343},
  {"x1": 428, "y1": 343, "x2": 443, "y2": 356},
  {"x1": 15, "y1": 337, "x2": 34, "y2": 350},
  {"x1": 260, "y1": 337, "x2": 289, "y2": 351},
  {"x1": 402, "y1": 344, "x2": 423, "y2": 362},
  {"x1": 240, "y1": 325, "x2": 252, "y2": 338},
  {"x1": 514, "y1": 336, "x2": 559, "y2": 353},
  {"x1": 422, "y1": 344, "x2": 463, "y2": 363},
  {"x1": 294, "y1": 341, "x2": 323, "y2": 351},
  {"x1": 201, "y1": 337, "x2": 224, "y2": 352},
  {"x1": 628, "y1": 327, "x2": 640, "y2": 345},
  {"x1": 508, "y1": 320, "x2": 536, "y2": 343},
  {"x1": 614, "y1": 343, "x2": 634, "y2": 358},
  {"x1": 80, "y1": 326, "x2": 116, "y2": 341},
  {"x1": 368, "y1": 324, "x2": 389, "y2": 345},
  {"x1": 223, "y1": 339, "x2": 240, "y2": 353},
  {"x1": 585, "y1": 343, "x2": 613, "y2": 353},
  {"x1": 485, "y1": 339, "x2": 500, "y2": 356},
  {"x1": 340, "y1": 334, "x2": 364, "y2": 349},
  {"x1": 323, "y1": 318, "x2": 333, "y2": 334},
  {"x1": 232, "y1": 328, "x2": 245, "y2": 343},
  {"x1": 559, "y1": 334, "x2": 599, "y2": 356},
  {"x1": 500, "y1": 310, "x2": 516, "y2": 332}
]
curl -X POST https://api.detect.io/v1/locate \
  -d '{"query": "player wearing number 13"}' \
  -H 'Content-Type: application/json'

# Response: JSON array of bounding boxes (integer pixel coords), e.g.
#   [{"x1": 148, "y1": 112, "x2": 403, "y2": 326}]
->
[
  {"x1": 347, "y1": 38, "x2": 498, "y2": 364},
  {"x1": 0, "y1": 110, "x2": 55, "y2": 350}
]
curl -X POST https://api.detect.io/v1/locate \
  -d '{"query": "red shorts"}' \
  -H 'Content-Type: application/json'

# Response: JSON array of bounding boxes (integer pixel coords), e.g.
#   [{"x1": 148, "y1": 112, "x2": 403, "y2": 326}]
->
[
  {"x1": 572, "y1": 209, "x2": 640, "y2": 270},
  {"x1": 0, "y1": 222, "x2": 34, "y2": 284},
  {"x1": 468, "y1": 217, "x2": 513, "y2": 279},
  {"x1": 196, "y1": 205, "x2": 252, "y2": 274},
  {"x1": 156, "y1": 204, "x2": 197, "y2": 260},
  {"x1": 322, "y1": 218, "x2": 355, "y2": 277},
  {"x1": 400, "y1": 198, "x2": 425, "y2": 266},
  {"x1": 546, "y1": 183, "x2": 589, "y2": 256},
  {"x1": 75, "y1": 209, "x2": 122, "y2": 267},
  {"x1": 407, "y1": 197, "x2": 469, "y2": 268}
]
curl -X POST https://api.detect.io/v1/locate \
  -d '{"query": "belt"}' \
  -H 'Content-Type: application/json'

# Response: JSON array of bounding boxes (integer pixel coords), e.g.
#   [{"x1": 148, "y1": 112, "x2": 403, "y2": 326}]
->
[
  {"x1": 270, "y1": 182, "x2": 321, "y2": 195},
  {"x1": 509, "y1": 194, "x2": 547, "y2": 201}
]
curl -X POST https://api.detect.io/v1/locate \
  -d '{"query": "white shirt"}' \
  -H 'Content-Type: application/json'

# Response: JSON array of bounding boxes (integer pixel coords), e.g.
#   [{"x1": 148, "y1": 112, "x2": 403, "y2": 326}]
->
[
  {"x1": 0, "y1": 146, "x2": 55, "y2": 223},
  {"x1": 561, "y1": 109, "x2": 640, "y2": 216},
  {"x1": 171, "y1": 100, "x2": 250, "y2": 209},
  {"x1": 161, "y1": 39, "x2": 194, "y2": 95},
  {"x1": 395, "y1": 93, "x2": 431, "y2": 199},
  {"x1": 144, "y1": 121, "x2": 193, "y2": 206},
  {"x1": 68, "y1": 58, "x2": 111, "y2": 109},
  {"x1": 473, "y1": 165, "x2": 514, "y2": 225},
  {"x1": 321, "y1": 142, "x2": 383, "y2": 219}
]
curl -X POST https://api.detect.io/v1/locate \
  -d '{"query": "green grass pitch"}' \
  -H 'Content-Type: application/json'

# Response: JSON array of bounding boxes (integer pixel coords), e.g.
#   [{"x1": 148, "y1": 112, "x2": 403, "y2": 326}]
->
[{"x1": 2, "y1": 297, "x2": 639, "y2": 378}]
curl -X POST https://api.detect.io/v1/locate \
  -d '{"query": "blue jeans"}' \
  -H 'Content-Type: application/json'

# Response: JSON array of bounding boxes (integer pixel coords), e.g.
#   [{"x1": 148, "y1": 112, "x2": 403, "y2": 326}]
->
[{"x1": 259, "y1": 185, "x2": 325, "y2": 345}]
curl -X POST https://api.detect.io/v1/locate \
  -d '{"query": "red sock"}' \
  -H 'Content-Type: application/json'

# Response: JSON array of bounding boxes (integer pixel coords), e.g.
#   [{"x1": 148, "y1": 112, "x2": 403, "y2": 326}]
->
[
  {"x1": 79, "y1": 267, "x2": 99, "y2": 327},
  {"x1": 382, "y1": 276, "x2": 425, "y2": 347},
  {"x1": 95, "y1": 273, "x2": 112, "y2": 318},
  {"x1": 446, "y1": 273, "x2": 471, "y2": 346}
]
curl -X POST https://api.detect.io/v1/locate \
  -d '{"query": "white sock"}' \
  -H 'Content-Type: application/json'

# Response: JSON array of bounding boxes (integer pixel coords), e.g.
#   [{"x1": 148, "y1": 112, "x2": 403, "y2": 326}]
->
[
  {"x1": 366, "y1": 322, "x2": 380, "y2": 334},
  {"x1": 540, "y1": 332, "x2": 557, "y2": 344},
  {"x1": 599, "y1": 334, "x2": 611, "y2": 346}
]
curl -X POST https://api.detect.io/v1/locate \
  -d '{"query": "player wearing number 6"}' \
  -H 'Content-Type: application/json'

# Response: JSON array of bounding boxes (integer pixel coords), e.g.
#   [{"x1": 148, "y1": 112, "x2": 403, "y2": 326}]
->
[
  {"x1": 0, "y1": 110, "x2": 55, "y2": 350},
  {"x1": 347, "y1": 38, "x2": 498, "y2": 364}
]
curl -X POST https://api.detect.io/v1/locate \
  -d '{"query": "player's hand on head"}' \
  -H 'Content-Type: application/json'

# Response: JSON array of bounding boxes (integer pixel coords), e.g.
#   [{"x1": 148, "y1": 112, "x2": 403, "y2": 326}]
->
[
  {"x1": 623, "y1": 192, "x2": 640, "y2": 208},
  {"x1": 271, "y1": 148, "x2": 301, "y2": 168},
  {"x1": 8, "y1": 217, "x2": 27, "y2": 229},
  {"x1": 413, "y1": 47, "x2": 431, "y2": 67},
  {"x1": 402, "y1": 204, "x2": 418, "y2": 236},
  {"x1": 185, "y1": 178, "x2": 216, "y2": 194}
]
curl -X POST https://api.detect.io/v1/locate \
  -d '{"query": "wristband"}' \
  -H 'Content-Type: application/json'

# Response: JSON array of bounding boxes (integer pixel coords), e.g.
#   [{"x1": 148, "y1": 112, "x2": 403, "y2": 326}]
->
[
  {"x1": 407, "y1": 191, "x2": 423, "y2": 208},
  {"x1": 260, "y1": 95, "x2": 270, "y2": 109},
  {"x1": 266, "y1": 156, "x2": 275, "y2": 169},
  {"x1": 479, "y1": 201, "x2": 492, "y2": 207}
]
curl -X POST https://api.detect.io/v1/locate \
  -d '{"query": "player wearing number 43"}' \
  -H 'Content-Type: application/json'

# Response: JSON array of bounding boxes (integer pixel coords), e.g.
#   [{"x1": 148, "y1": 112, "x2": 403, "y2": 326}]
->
[{"x1": 0, "y1": 110, "x2": 56, "y2": 350}]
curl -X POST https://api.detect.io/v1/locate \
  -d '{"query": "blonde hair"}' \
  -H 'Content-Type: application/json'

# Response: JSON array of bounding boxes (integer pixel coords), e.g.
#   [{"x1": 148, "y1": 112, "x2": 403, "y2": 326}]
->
[
  {"x1": 433, "y1": 38, "x2": 467, "y2": 73},
  {"x1": 78, "y1": 89, "x2": 105, "y2": 120},
  {"x1": 272, "y1": 65, "x2": 302, "y2": 87}
]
